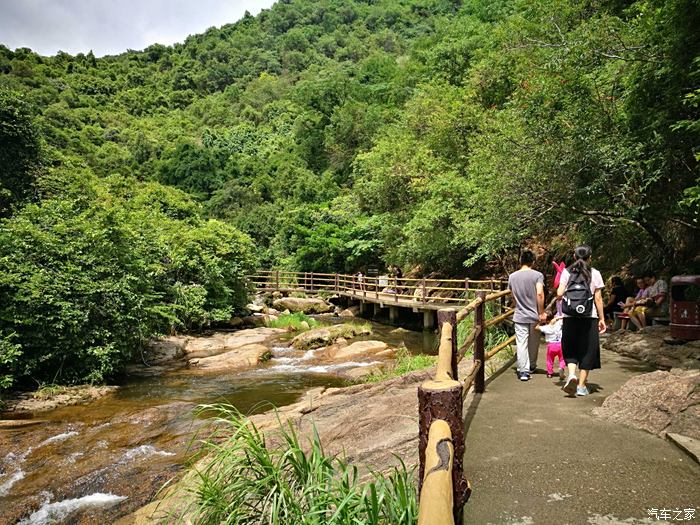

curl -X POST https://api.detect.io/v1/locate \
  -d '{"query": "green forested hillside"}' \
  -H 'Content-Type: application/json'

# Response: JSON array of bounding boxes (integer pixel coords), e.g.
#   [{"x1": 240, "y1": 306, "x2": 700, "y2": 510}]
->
[{"x1": 1, "y1": 0, "x2": 698, "y2": 387}]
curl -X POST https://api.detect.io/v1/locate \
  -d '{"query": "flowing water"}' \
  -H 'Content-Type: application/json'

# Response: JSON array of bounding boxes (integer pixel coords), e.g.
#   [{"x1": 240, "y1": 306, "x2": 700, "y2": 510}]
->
[{"x1": 0, "y1": 319, "x2": 436, "y2": 524}]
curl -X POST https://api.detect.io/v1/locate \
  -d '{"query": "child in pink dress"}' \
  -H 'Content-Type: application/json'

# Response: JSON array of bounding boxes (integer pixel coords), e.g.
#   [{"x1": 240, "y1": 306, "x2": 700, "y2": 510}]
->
[{"x1": 536, "y1": 313, "x2": 565, "y2": 378}]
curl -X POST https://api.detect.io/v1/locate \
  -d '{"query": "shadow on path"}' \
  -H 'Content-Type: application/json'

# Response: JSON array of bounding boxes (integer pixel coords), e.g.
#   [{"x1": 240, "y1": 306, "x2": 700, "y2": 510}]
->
[{"x1": 461, "y1": 347, "x2": 700, "y2": 524}]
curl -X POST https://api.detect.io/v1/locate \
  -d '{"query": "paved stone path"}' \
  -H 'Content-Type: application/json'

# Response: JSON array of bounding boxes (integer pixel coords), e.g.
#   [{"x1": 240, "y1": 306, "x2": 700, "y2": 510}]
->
[{"x1": 462, "y1": 346, "x2": 700, "y2": 524}]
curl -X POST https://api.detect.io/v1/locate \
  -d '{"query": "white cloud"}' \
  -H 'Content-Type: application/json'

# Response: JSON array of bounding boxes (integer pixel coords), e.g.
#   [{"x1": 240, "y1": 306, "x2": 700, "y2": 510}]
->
[{"x1": 0, "y1": 0, "x2": 276, "y2": 57}]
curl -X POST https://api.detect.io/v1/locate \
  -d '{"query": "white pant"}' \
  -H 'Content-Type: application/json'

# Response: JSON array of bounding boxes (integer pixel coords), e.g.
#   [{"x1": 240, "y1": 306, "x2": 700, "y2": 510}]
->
[{"x1": 514, "y1": 322, "x2": 539, "y2": 373}]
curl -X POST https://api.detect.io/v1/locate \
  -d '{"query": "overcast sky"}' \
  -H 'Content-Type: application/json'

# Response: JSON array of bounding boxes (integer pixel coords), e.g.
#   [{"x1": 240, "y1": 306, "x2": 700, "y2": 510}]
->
[{"x1": 0, "y1": 0, "x2": 276, "y2": 57}]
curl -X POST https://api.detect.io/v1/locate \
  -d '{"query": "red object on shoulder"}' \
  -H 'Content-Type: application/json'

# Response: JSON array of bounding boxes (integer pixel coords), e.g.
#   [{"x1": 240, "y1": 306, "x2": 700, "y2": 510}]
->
[{"x1": 552, "y1": 261, "x2": 566, "y2": 289}]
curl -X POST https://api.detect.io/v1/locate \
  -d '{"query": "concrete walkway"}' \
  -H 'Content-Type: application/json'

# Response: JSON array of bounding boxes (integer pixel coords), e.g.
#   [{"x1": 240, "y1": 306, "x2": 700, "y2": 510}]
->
[{"x1": 462, "y1": 345, "x2": 700, "y2": 524}]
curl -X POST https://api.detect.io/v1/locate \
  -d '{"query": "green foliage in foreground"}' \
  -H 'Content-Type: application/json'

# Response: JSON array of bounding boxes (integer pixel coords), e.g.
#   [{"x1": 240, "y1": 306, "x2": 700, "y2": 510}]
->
[
  {"x1": 364, "y1": 346, "x2": 436, "y2": 383},
  {"x1": 266, "y1": 312, "x2": 319, "y2": 331},
  {"x1": 181, "y1": 405, "x2": 417, "y2": 525}
]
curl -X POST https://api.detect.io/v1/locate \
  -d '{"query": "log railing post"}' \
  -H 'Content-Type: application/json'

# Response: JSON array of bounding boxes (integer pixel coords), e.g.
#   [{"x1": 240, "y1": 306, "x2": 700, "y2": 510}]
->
[
  {"x1": 417, "y1": 420, "x2": 456, "y2": 525},
  {"x1": 437, "y1": 309, "x2": 459, "y2": 382},
  {"x1": 418, "y1": 381, "x2": 470, "y2": 522},
  {"x1": 422, "y1": 278, "x2": 427, "y2": 305},
  {"x1": 310, "y1": 272, "x2": 314, "y2": 292},
  {"x1": 335, "y1": 273, "x2": 339, "y2": 293},
  {"x1": 275, "y1": 270, "x2": 280, "y2": 292},
  {"x1": 499, "y1": 280, "x2": 506, "y2": 314},
  {"x1": 474, "y1": 291, "x2": 486, "y2": 393},
  {"x1": 464, "y1": 278, "x2": 469, "y2": 303}
]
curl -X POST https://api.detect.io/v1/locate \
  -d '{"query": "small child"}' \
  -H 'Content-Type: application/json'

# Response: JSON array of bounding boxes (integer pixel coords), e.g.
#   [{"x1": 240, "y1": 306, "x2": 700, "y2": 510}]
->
[{"x1": 536, "y1": 312, "x2": 565, "y2": 379}]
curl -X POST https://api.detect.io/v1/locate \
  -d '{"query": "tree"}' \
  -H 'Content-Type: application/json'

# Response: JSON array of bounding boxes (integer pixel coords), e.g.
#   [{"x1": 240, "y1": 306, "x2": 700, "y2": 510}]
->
[{"x1": 0, "y1": 88, "x2": 41, "y2": 216}]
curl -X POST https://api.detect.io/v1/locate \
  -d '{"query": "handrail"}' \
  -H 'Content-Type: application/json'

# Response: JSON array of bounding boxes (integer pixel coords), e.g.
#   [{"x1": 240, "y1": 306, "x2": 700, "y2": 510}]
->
[
  {"x1": 417, "y1": 289, "x2": 514, "y2": 521},
  {"x1": 247, "y1": 271, "x2": 508, "y2": 310}
]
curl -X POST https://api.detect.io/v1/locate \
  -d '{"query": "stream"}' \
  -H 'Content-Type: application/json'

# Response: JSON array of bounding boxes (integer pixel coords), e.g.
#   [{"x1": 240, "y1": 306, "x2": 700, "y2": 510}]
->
[{"x1": 0, "y1": 319, "x2": 436, "y2": 524}]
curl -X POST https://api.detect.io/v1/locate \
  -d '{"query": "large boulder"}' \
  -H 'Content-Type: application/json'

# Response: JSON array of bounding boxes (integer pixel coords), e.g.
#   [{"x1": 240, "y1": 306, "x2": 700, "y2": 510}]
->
[
  {"x1": 290, "y1": 324, "x2": 371, "y2": 350},
  {"x1": 189, "y1": 344, "x2": 271, "y2": 372},
  {"x1": 327, "y1": 340, "x2": 388, "y2": 360},
  {"x1": 339, "y1": 306, "x2": 360, "y2": 318},
  {"x1": 147, "y1": 328, "x2": 285, "y2": 363},
  {"x1": 603, "y1": 326, "x2": 700, "y2": 370},
  {"x1": 592, "y1": 368, "x2": 700, "y2": 439},
  {"x1": 272, "y1": 297, "x2": 332, "y2": 314}
]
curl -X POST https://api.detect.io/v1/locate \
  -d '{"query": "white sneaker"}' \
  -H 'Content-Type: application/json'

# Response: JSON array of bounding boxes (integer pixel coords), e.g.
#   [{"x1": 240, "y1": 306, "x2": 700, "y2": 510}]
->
[{"x1": 563, "y1": 374, "x2": 578, "y2": 395}]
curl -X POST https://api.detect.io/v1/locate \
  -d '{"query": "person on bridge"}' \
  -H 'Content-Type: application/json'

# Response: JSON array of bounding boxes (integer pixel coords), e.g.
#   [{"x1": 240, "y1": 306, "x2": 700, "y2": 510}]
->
[
  {"x1": 508, "y1": 250, "x2": 546, "y2": 381},
  {"x1": 557, "y1": 245, "x2": 606, "y2": 397}
]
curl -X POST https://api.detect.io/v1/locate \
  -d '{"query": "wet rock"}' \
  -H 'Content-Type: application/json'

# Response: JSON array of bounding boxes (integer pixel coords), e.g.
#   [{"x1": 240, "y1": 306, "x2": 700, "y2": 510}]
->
[
  {"x1": 341, "y1": 365, "x2": 383, "y2": 381},
  {"x1": 290, "y1": 324, "x2": 371, "y2": 350},
  {"x1": 603, "y1": 326, "x2": 700, "y2": 370},
  {"x1": 247, "y1": 303, "x2": 265, "y2": 313},
  {"x1": 228, "y1": 317, "x2": 244, "y2": 328},
  {"x1": 272, "y1": 297, "x2": 332, "y2": 314},
  {"x1": 592, "y1": 369, "x2": 700, "y2": 438},
  {"x1": 339, "y1": 306, "x2": 360, "y2": 317},
  {"x1": 144, "y1": 337, "x2": 187, "y2": 364},
  {"x1": 189, "y1": 344, "x2": 271, "y2": 372},
  {"x1": 2, "y1": 386, "x2": 118, "y2": 414},
  {"x1": 299, "y1": 321, "x2": 310, "y2": 330},
  {"x1": 150, "y1": 327, "x2": 285, "y2": 363},
  {"x1": 0, "y1": 419, "x2": 48, "y2": 429},
  {"x1": 327, "y1": 340, "x2": 388, "y2": 360}
]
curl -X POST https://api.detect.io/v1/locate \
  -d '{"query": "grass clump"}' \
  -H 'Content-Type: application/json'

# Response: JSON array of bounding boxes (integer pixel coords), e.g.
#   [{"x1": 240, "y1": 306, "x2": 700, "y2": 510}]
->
[
  {"x1": 267, "y1": 312, "x2": 319, "y2": 331},
  {"x1": 363, "y1": 346, "x2": 436, "y2": 383},
  {"x1": 32, "y1": 384, "x2": 70, "y2": 399},
  {"x1": 180, "y1": 404, "x2": 417, "y2": 525}
]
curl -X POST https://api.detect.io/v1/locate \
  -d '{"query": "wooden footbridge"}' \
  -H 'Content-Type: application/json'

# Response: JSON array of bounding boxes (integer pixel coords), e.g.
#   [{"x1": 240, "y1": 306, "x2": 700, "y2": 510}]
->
[{"x1": 248, "y1": 270, "x2": 509, "y2": 329}]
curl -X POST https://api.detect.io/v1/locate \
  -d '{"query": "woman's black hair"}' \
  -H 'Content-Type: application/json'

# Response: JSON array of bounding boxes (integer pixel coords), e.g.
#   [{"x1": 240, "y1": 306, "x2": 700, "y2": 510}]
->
[
  {"x1": 567, "y1": 245, "x2": 592, "y2": 282},
  {"x1": 611, "y1": 276, "x2": 623, "y2": 287}
]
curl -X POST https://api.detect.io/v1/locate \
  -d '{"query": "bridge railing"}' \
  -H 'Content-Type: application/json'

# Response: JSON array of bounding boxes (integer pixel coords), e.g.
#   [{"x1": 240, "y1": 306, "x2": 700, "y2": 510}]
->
[
  {"x1": 417, "y1": 290, "x2": 515, "y2": 525},
  {"x1": 248, "y1": 270, "x2": 508, "y2": 308}
]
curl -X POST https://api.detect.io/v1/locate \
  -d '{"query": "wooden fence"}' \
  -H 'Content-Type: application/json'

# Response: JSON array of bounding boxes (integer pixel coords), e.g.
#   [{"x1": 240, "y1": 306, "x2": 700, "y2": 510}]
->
[
  {"x1": 417, "y1": 290, "x2": 515, "y2": 525},
  {"x1": 247, "y1": 270, "x2": 508, "y2": 309}
]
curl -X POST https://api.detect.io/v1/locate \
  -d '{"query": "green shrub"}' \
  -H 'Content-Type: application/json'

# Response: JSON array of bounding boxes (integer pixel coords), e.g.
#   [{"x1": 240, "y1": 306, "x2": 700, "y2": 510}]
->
[
  {"x1": 179, "y1": 405, "x2": 418, "y2": 525},
  {"x1": 266, "y1": 312, "x2": 319, "y2": 331},
  {"x1": 363, "y1": 346, "x2": 436, "y2": 383}
]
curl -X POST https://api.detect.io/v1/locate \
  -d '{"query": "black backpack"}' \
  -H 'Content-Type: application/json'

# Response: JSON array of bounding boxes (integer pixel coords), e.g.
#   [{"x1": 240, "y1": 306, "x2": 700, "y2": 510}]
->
[{"x1": 563, "y1": 270, "x2": 593, "y2": 316}]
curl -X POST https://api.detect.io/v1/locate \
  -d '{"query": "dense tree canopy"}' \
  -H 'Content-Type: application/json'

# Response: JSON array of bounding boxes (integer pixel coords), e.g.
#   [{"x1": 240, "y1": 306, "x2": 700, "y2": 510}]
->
[{"x1": 0, "y1": 0, "x2": 698, "y2": 387}]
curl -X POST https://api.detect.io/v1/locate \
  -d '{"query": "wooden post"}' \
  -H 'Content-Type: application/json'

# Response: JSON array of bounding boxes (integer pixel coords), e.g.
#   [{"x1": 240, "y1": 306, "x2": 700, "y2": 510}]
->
[
  {"x1": 437, "y1": 309, "x2": 458, "y2": 381},
  {"x1": 499, "y1": 280, "x2": 506, "y2": 314},
  {"x1": 275, "y1": 270, "x2": 280, "y2": 292},
  {"x1": 474, "y1": 291, "x2": 486, "y2": 393},
  {"x1": 335, "y1": 273, "x2": 339, "y2": 293},
  {"x1": 464, "y1": 278, "x2": 469, "y2": 302},
  {"x1": 418, "y1": 380, "x2": 470, "y2": 521},
  {"x1": 422, "y1": 278, "x2": 427, "y2": 305},
  {"x1": 310, "y1": 272, "x2": 314, "y2": 292},
  {"x1": 417, "y1": 420, "x2": 456, "y2": 525}
]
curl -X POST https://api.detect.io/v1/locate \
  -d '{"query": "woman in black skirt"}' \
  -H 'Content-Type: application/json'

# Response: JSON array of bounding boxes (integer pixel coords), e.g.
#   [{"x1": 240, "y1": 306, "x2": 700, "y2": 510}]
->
[{"x1": 556, "y1": 245, "x2": 607, "y2": 396}]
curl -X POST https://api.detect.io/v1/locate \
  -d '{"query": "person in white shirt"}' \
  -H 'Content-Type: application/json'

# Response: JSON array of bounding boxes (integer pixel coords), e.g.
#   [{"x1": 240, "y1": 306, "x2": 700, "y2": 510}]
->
[
  {"x1": 556, "y1": 245, "x2": 606, "y2": 397},
  {"x1": 536, "y1": 313, "x2": 565, "y2": 379}
]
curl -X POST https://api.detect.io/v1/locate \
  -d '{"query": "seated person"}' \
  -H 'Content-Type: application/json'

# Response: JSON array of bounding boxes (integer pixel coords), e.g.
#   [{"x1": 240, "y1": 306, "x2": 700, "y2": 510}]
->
[
  {"x1": 629, "y1": 272, "x2": 668, "y2": 329},
  {"x1": 618, "y1": 277, "x2": 648, "y2": 330},
  {"x1": 603, "y1": 276, "x2": 628, "y2": 323}
]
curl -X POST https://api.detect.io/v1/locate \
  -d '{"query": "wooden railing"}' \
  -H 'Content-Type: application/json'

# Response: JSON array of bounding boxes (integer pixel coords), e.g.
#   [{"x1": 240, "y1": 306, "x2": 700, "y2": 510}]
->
[
  {"x1": 417, "y1": 290, "x2": 515, "y2": 524},
  {"x1": 247, "y1": 270, "x2": 508, "y2": 309}
]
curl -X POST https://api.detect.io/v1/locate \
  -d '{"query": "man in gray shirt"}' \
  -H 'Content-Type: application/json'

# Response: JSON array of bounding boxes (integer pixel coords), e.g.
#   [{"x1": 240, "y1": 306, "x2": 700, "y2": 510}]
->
[{"x1": 508, "y1": 250, "x2": 546, "y2": 381}]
